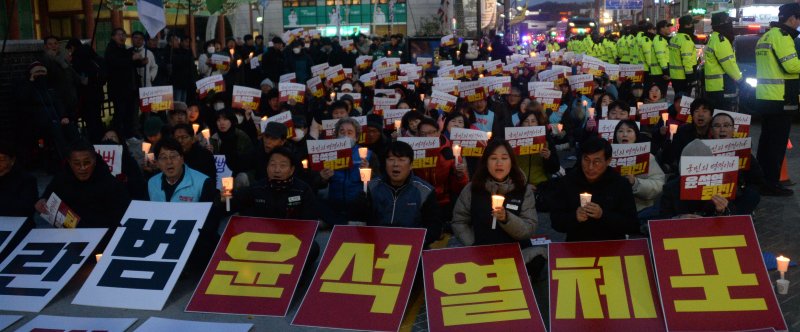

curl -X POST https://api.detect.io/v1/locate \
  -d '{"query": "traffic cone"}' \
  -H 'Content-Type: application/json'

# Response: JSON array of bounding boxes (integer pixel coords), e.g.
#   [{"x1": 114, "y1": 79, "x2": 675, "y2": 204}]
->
[{"x1": 780, "y1": 139, "x2": 793, "y2": 184}]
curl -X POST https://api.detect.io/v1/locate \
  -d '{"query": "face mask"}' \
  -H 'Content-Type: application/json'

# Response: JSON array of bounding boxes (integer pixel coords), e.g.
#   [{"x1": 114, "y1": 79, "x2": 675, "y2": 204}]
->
[
  {"x1": 207, "y1": 46, "x2": 215, "y2": 53},
  {"x1": 292, "y1": 129, "x2": 305, "y2": 141},
  {"x1": 213, "y1": 102, "x2": 225, "y2": 111},
  {"x1": 345, "y1": 136, "x2": 356, "y2": 147},
  {"x1": 268, "y1": 178, "x2": 293, "y2": 191},
  {"x1": 632, "y1": 90, "x2": 643, "y2": 98},
  {"x1": 293, "y1": 47, "x2": 301, "y2": 54},
  {"x1": 235, "y1": 114, "x2": 244, "y2": 124}
]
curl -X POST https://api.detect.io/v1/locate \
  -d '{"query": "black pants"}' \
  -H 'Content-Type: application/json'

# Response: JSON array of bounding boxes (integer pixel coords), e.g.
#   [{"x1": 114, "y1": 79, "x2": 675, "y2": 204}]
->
[
  {"x1": 706, "y1": 91, "x2": 733, "y2": 111},
  {"x1": 756, "y1": 100, "x2": 793, "y2": 186},
  {"x1": 110, "y1": 91, "x2": 139, "y2": 139},
  {"x1": 672, "y1": 79, "x2": 692, "y2": 97}
]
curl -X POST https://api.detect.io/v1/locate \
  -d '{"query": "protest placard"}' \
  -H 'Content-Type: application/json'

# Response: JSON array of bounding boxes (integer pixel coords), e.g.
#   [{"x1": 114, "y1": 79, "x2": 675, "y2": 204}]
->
[
  {"x1": 186, "y1": 217, "x2": 318, "y2": 316},
  {"x1": 293, "y1": 226, "x2": 425, "y2": 331},
  {"x1": 487, "y1": 60, "x2": 504, "y2": 75},
  {"x1": 505, "y1": 126, "x2": 547, "y2": 155},
  {"x1": 324, "y1": 64, "x2": 346, "y2": 85},
  {"x1": 383, "y1": 108, "x2": 411, "y2": 130},
  {"x1": 306, "y1": 76, "x2": 324, "y2": 98},
  {"x1": 679, "y1": 156, "x2": 739, "y2": 200},
  {"x1": 611, "y1": 142, "x2": 651, "y2": 175},
  {"x1": 0, "y1": 228, "x2": 106, "y2": 311},
  {"x1": 398, "y1": 137, "x2": 440, "y2": 168},
  {"x1": 265, "y1": 110, "x2": 296, "y2": 139},
  {"x1": 620, "y1": 64, "x2": 645, "y2": 83},
  {"x1": 484, "y1": 76, "x2": 511, "y2": 95},
  {"x1": 450, "y1": 128, "x2": 489, "y2": 157},
  {"x1": 210, "y1": 54, "x2": 230, "y2": 71},
  {"x1": 357, "y1": 55, "x2": 374, "y2": 70},
  {"x1": 528, "y1": 81, "x2": 555, "y2": 94},
  {"x1": 0, "y1": 315, "x2": 21, "y2": 331},
  {"x1": 648, "y1": 216, "x2": 787, "y2": 331},
  {"x1": 15, "y1": 315, "x2": 136, "y2": 332},
  {"x1": 231, "y1": 85, "x2": 261, "y2": 109},
  {"x1": 196, "y1": 75, "x2": 225, "y2": 100},
  {"x1": 714, "y1": 109, "x2": 751, "y2": 138},
  {"x1": 429, "y1": 90, "x2": 458, "y2": 113},
  {"x1": 42, "y1": 192, "x2": 80, "y2": 228},
  {"x1": 702, "y1": 138, "x2": 752, "y2": 170},
  {"x1": 138, "y1": 86, "x2": 173, "y2": 113},
  {"x1": 73, "y1": 201, "x2": 211, "y2": 310},
  {"x1": 306, "y1": 138, "x2": 353, "y2": 171},
  {"x1": 568, "y1": 74, "x2": 595, "y2": 95},
  {"x1": 94, "y1": 144, "x2": 122, "y2": 175},
  {"x1": 134, "y1": 317, "x2": 252, "y2": 332},
  {"x1": 339, "y1": 92, "x2": 362, "y2": 109},
  {"x1": 638, "y1": 103, "x2": 668, "y2": 126},
  {"x1": 549, "y1": 239, "x2": 666, "y2": 331},
  {"x1": 311, "y1": 63, "x2": 329, "y2": 78},
  {"x1": 213, "y1": 155, "x2": 232, "y2": 191},
  {"x1": 0, "y1": 217, "x2": 25, "y2": 253},
  {"x1": 373, "y1": 96, "x2": 400, "y2": 116},
  {"x1": 440, "y1": 34, "x2": 456, "y2": 47},
  {"x1": 458, "y1": 80, "x2": 488, "y2": 102},
  {"x1": 531, "y1": 88, "x2": 562, "y2": 112},
  {"x1": 416, "y1": 57, "x2": 432, "y2": 70},
  {"x1": 278, "y1": 82, "x2": 306, "y2": 104},
  {"x1": 422, "y1": 244, "x2": 546, "y2": 332},
  {"x1": 677, "y1": 96, "x2": 694, "y2": 122},
  {"x1": 433, "y1": 79, "x2": 459, "y2": 96}
]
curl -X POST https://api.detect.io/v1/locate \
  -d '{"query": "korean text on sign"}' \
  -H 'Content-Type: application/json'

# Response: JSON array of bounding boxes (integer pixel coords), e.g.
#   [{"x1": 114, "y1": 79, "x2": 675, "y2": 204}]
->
[
  {"x1": 648, "y1": 216, "x2": 787, "y2": 331},
  {"x1": 306, "y1": 138, "x2": 353, "y2": 171},
  {"x1": 505, "y1": 126, "x2": 547, "y2": 156},
  {"x1": 450, "y1": 128, "x2": 489, "y2": 157},
  {"x1": 679, "y1": 156, "x2": 739, "y2": 200},
  {"x1": 611, "y1": 142, "x2": 651, "y2": 176}
]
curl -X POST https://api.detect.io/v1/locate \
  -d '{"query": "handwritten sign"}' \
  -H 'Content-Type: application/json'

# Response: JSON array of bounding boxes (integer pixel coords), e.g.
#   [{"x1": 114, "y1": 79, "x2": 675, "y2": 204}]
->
[
  {"x1": 531, "y1": 89, "x2": 562, "y2": 112},
  {"x1": 398, "y1": 137, "x2": 440, "y2": 168},
  {"x1": 568, "y1": 74, "x2": 595, "y2": 95},
  {"x1": 373, "y1": 96, "x2": 399, "y2": 117},
  {"x1": 196, "y1": 74, "x2": 225, "y2": 100},
  {"x1": 505, "y1": 126, "x2": 547, "y2": 155},
  {"x1": 679, "y1": 156, "x2": 739, "y2": 200},
  {"x1": 450, "y1": 128, "x2": 489, "y2": 157},
  {"x1": 702, "y1": 138, "x2": 752, "y2": 170},
  {"x1": 611, "y1": 142, "x2": 651, "y2": 175},
  {"x1": 620, "y1": 64, "x2": 645, "y2": 83},
  {"x1": 279, "y1": 72, "x2": 296, "y2": 83},
  {"x1": 638, "y1": 103, "x2": 668, "y2": 126},
  {"x1": 458, "y1": 80, "x2": 488, "y2": 102},
  {"x1": 138, "y1": 85, "x2": 173, "y2": 113},
  {"x1": 279, "y1": 82, "x2": 306, "y2": 104},
  {"x1": 94, "y1": 144, "x2": 122, "y2": 175},
  {"x1": 232, "y1": 85, "x2": 261, "y2": 109},
  {"x1": 678, "y1": 96, "x2": 694, "y2": 122},
  {"x1": 306, "y1": 138, "x2": 353, "y2": 171},
  {"x1": 357, "y1": 55, "x2": 374, "y2": 70},
  {"x1": 210, "y1": 54, "x2": 230, "y2": 71},
  {"x1": 429, "y1": 90, "x2": 458, "y2": 113},
  {"x1": 383, "y1": 108, "x2": 411, "y2": 130}
]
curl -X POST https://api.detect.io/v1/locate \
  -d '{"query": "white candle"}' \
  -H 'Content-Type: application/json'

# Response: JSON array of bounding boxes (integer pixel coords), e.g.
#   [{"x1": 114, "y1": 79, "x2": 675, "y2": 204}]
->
[
  {"x1": 146, "y1": 153, "x2": 154, "y2": 163},
  {"x1": 330, "y1": 91, "x2": 336, "y2": 100},
  {"x1": 479, "y1": 74, "x2": 484, "y2": 79},
  {"x1": 249, "y1": 52, "x2": 254, "y2": 59},
  {"x1": 95, "y1": 253, "x2": 102, "y2": 263},
  {"x1": 261, "y1": 116, "x2": 268, "y2": 122},
  {"x1": 394, "y1": 119, "x2": 402, "y2": 135},
  {"x1": 420, "y1": 93, "x2": 425, "y2": 101},
  {"x1": 142, "y1": 142, "x2": 151, "y2": 154},
  {"x1": 192, "y1": 124, "x2": 200, "y2": 135},
  {"x1": 661, "y1": 113, "x2": 669, "y2": 123},
  {"x1": 669, "y1": 124, "x2": 678, "y2": 140},
  {"x1": 582, "y1": 100, "x2": 588, "y2": 107},
  {"x1": 637, "y1": 102, "x2": 643, "y2": 109},
  {"x1": 629, "y1": 107, "x2": 637, "y2": 117},
  {"x1": 580, "y1": 193, "x2": 592, "y2": 207},
  {"x1": 486, "y1": 132, "x2": 493, "y2": 140},
  {"x1": 301, "y1": 159, "x2": 308, "y2": 169},
  {"x1": 588, "y1": 108, "x2": 595, "y2": 118},
  {"x1": 201, "y1": 129, "x2": 210, "y2": 140},
  {"x1": 222, "y1": 176, "x2": 233, "y2": 211},
  {"x1": 601, "y1": 106, "x2": 608, "y2": 119},
  {"x1": 236, "y1": 59, "x2": 242, "y2": 67},
  {"x1": 359, "y1": 168, "x2": 372, "y2": 192},
  {"x1": 557, "y1": 123, "x2": 564, "y2": 133},
  {"x1": 229, "y1": 48, "x2": 234, "y2": 56},
  {"x1": 491, "y1": 195, "x2": 505, "y2": 229},
  {"x1": 777, "y1": 256, "x2": 790, "y2": 273},
  {"x1": 358, "y1": 147, "x2": 368, "y2": 160}
]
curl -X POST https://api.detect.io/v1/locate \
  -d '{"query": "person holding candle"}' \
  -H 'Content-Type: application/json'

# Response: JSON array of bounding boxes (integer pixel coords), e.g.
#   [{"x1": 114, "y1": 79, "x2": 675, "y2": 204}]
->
[
  {"x1": 172, "y1": 124, "x2": 216, "y2": 185},
  {"x1": 210, "y1": 109, "x2": 256, "y2": 189},
  {"x1": 413, "y1": 118, "x2": 469, "y2": 223},
  {"x1": 323, "y1": 117, "x2": 380, "y2": 226},
  {"x1": 363, "y1": 114, "x2": 390, "y2": 164},
  {"x1": 399, "y1": 111, "x2": 423, "y2": 138},
  {"x1": 663, "y1": 98, "x2": 714, "y2": 172},
  {"x1": 167, "y1": 102, "x2": 190, "y2": 127},
  {"x1": 550, "y1": 137, "x2": 640, "y2": 241},
  {"x1": 451, "y1": 140, "x2": 545, "y2": 278},
  {"x1": 98, "y1": 129, "x2": 148, "y2": 200},
  {"x1": 612, "y1": 120, "x2": 665, "y2": 230},
  {"x1": 363, "y1": 141, "x2": 442, "y2": 247}
]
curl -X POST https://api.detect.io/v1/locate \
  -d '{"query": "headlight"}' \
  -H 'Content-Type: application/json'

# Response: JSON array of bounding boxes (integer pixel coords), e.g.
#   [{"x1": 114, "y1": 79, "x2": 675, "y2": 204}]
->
[{"x1": 745, "y1": 77, "x2": 757, "y2": 87}]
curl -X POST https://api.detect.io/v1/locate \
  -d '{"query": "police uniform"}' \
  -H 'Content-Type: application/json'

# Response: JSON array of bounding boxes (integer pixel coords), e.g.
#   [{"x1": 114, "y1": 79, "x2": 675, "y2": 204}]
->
[
  {"x1": 755, "y1": 3, "x2": 800, "y2": 195},
  {"x1": 704, "y1": 12, "x2": 742, "y2": 110},
  {"x1": 618, "y1": 31, "x2": 630, "y2": 64},
  {"x1": 651, "y1": 20, "x2": 672, "y2": 92},
  {"x1": 669, "y1": 16, "x2": 698, "y2": 96}
]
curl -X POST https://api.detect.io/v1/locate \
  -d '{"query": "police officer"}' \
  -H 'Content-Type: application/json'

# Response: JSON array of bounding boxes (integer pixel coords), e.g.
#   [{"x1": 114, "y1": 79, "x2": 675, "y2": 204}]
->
[
  {"x1": 652, "y1": 20, "x2": 672, "y2": 92},
  {"x1": 618, "y1": 26, "x2": 630, "y2": 64},
  {"x1": 637, "y1": 21, "x2": 656, "y2": 84},
  {"x1": 704, "y1": 12, "x2": 742, "y2": 110},
  {"x1": 669, "y1": 15, "x2": 698, "y2": 96},
  {"x1": 603, "y1": 31, "x2": 617, "y2": 64},
  {"x1": 755, "y1": 3, "x2": 800, "y2": 196}
]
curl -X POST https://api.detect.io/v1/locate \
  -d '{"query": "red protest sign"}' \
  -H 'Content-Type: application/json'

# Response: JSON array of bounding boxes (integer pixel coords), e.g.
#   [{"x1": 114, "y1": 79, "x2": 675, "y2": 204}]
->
[
  {"x1": 549, "y1": 239, "x2": 666, "y2": 331},
  {"x1": 680, "y1": 156, "x2": 739, "y2": 200},
  {"x1": 450, "y1": 128, "x2": 489, "y2": 157},
  {"x1": 324, "y1": 64, "x2": 346, "y2": 85},
  {"x1": 638, "y1": 103, "x2": 668, "y2": 126},
  {"x1": 265, "y1": 111, "x2": 296, "y2": 139},
  {"x1": 531, "y1": 89, "x2": 562, "y2": 113},
  {"x1": 293, "y1": 226, "x2": 425, "y2": 331},
  {"x1": 458, "y1": 80, "x2": 488, "y2": 102},
  {"x1": 278, "y1": 82, "x2": 306, "y2": 104},
  {"x1": 505, "y1": 126, "x2": 547, "y2": 155},
  {"x1": 714, "y1": 109, "x2": 751, "y2": 138},
  {"x1": 648, "y1": 216, "x2": 787, "y2": 331},
  {"x1": 398, "y1": 137, "x2": 440, "y2": 168},
  {"x1": 611, "y1": 142, "x2": 651, "y2": 176},
  {"x1": 376, "y1": 67, "x2": 398, "y2": 85},
  {"x1": 422, "y1": 244, "x2": 546, "y2": 332},
  {"x1": 567, "y1": 74, "x2": 595, "y2": 96},
  {"x1": 678, "y1": 96, "x2": 694, "y2": 123},
  {"x1": 598, "y1": 119, "x2": 620, "y2": 142},
  {"x1": 373, "y1": 96, "x2": 399, "y2": 117},
  {"x1": 483, "y1": 76, "x2": 511, "y2": 96},
  {"x1": 186, "y1": 217, "x2": 318, "y2": 316},
  {"x1": 210, "y1": 54, "x2": 230, "y2": 71},
  {"x1": 528, "y1": 81, "x2": 555, "y2": 95},
  {"x1": 620, "y1": 64, "x2": 645, "y2": 83},
  {"x1": 383, "y1": 108, "x2": 411, "y2": 131},
  {"x1": 232, "y1": 85, "x2": 261, "y2": 110},
  {"x1": 196, "y1": 75, "x2": 225, "y2": 100},
  {"x1": 703, "y1": 138, "x2": 752, "y2": 170},
  {"x1": 357, "y1": 55, "x2": 374, "y2": 71},
  {"x1": 138, "y1": 86, "x2": 173, "y2": 113},
  {"x1": 306, "y1": 138, "x2": 353, "y2": 171},
  {"x1": 429, "y1": 90, "x2": 458, "y2": 113}
]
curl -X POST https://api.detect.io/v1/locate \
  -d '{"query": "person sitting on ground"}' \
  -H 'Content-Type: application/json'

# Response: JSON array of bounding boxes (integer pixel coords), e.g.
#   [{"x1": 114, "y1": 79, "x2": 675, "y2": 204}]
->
[
  {"x1": 612, "y1": 120, "x2": 665, "y2": 231},
  {"x1": 708, "y1": 113, "x2": 763, "y2": 215},
  {"x1": 0, "y1": 140, "x2": 39, "y2": 237},
  {"x1": 210, "y1": 109, "x2": 255, "y2": 189},
  {"x1": 173, "y1": 123, "x2": 216, "y2": 184}
]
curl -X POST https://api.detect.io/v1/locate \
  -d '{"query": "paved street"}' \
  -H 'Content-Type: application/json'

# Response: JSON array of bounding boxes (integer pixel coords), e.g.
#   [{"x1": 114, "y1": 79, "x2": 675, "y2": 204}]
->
[{"x1": 2, "y1": 122, "x2": 799, "y2": 332}]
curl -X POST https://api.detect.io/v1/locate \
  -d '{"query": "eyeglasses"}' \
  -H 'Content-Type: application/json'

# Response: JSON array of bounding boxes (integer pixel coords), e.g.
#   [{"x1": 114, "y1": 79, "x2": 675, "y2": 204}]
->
[
  {"x1": 712, "y1": 123, "x2": 734, "y2": 129},
  {"x1": 158, "y1": 154, "x2": 181, "y2": 162}
]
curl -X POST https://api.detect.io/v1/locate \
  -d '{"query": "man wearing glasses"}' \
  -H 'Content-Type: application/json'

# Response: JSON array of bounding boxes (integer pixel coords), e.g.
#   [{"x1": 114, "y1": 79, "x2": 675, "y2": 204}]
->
[{"x1": 147, "y1": 137, "x2": 216, "y2": 203}]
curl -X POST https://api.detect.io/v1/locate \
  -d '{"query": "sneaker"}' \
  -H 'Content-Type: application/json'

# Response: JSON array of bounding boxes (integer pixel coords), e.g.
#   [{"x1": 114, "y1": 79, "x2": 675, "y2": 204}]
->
[{"x1": 760, "y1": 184, "x2": 794, "y2": 197}]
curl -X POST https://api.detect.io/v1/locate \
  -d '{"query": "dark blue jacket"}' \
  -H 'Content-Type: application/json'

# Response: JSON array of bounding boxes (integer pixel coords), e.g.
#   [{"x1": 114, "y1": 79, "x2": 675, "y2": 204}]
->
[{"x1": 366, "y1": 175, "x2": 442, "y2": 246}]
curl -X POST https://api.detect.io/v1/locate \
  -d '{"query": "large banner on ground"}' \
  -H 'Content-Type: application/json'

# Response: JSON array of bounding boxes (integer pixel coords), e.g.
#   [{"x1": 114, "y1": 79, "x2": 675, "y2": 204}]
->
[
  {"x1": 186, "y1": 217, "x2": 318, "y2": 316},
  {"x1": 133, "y1": 317, "x2": 253, "y2": 332},
  {"x1": 72, "y1": 201, "x2": 211, "y2": 310},
  {"x1": 293, "y1": 226, "x2": 425, "y2": 331},
  {"x1": 549, "y1": 239, "x2": 666, "y2": 331},
  {"x1": 648, "y1": 216, "x2": 787, "y2": 331},
  {"x1": 14, "y1": 315, "x2": 137, "y2": 332},
  {"x1": 0, "y1": 216, "x2": 25, "y2": 253},
  {"x1": 422, "y1": 244, "x2": 546, "y2": 331},
  {"x1": 0, "y1": 228, "x2": 106, "y2": 312}
]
